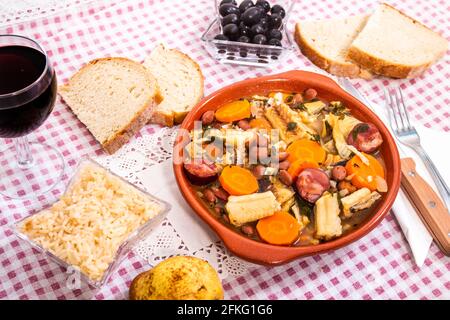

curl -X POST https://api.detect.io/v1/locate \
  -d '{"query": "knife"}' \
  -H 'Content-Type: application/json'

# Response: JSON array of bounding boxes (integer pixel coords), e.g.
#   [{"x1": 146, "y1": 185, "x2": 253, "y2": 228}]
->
[{"x1": 338, "y1": 77, "x2": 450, "y2": 255}]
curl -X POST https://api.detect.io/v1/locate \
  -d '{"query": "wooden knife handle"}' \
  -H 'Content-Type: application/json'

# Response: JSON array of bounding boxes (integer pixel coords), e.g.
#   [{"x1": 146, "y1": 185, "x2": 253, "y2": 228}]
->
[{"x1": 400, "y1": 158, "x2": 450, "y2": 256}]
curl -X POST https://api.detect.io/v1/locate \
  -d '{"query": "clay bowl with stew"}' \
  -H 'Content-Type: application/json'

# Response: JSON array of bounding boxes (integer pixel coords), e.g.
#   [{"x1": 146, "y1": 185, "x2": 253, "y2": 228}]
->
[{"x1": 173, "y1": 70, "x2": 401, "y2": 265}]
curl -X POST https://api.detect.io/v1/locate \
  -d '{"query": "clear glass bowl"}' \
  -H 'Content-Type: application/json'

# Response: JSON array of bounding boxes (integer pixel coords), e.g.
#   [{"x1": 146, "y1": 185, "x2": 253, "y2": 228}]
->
[
  {"x1": 12, "y1": 158, "x2": 171, "y2": 288},
  {"x1": 201, "y1": 0, "x2": 295, "y2": 67}
]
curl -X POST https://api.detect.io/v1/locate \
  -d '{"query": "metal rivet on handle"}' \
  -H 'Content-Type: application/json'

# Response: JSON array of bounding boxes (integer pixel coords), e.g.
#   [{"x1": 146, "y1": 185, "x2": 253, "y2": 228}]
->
[
  {"x1": 408, "y1": 170, "x2": 416, "y2": 177},
  {"x1": 428, "y1": 201, "x2": 436, "y2": 208}
]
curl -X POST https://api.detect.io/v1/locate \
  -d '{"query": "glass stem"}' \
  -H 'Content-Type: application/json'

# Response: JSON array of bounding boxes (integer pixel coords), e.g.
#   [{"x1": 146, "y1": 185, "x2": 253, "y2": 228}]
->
[{"x1": 15, "y1": 136, "x2": 34, "y2": 169}]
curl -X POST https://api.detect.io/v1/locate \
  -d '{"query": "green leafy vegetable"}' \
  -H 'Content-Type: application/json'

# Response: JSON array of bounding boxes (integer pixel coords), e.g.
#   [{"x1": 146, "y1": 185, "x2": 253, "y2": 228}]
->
[
  {"x1": 295, "y1": 194, "x2": 314, "y2": 221},
  {"x1": 287, "y1": 122, "x2": 297, "y2": 131},
  {"x1": 292, "y1": 102, "x2": 306, "y2": 111}
]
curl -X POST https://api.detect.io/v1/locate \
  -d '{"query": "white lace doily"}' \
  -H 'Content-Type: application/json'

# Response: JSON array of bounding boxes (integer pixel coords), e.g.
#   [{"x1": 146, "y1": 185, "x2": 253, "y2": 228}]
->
[
  {"x1": 0, "y1": 0, "x2": 98, "y2": 26},
  {"x1": 94, "y1": 127, "x2": 256, "y2": 280}
]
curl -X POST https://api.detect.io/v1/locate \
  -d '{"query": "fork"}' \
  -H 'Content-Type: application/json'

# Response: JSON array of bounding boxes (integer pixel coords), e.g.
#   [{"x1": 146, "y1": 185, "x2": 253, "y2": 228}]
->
[{"x1": 384, "y1": 86, "x2": 450, "y2": 211}]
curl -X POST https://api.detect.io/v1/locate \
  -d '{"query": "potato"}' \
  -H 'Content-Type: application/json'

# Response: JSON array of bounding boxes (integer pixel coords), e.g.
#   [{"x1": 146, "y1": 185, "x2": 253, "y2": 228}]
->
[{"x1": 129, "y1": 256, "x2": 223, "y2": 300}]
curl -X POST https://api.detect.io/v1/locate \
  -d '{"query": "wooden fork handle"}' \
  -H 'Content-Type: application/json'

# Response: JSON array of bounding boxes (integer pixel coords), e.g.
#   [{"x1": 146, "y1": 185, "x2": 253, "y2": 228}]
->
[{"x1": 401, "y1": 158, "x2": 450, "y2": 256}]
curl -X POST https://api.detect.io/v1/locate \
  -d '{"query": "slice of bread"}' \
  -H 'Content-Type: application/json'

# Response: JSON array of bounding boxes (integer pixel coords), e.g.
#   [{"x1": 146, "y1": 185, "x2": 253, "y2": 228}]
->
[
  {"x1": 59, "y1": 57, "x2": 162, "y2": 154},
  {"x1": 348, "y1": 3, "x2": 448, "y2": 78},
  {"x1": 295, "y1": 15, "x2": 372, "y2": 79},
  {"x1": 143, "y1": 44, "x2": 204, "y2": 127}
]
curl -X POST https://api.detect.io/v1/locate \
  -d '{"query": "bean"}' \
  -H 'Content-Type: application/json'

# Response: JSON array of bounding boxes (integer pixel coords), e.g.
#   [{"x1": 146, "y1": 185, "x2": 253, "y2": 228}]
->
[
  {"x1": 237, "y1": 119, "x2": 251, "y2": 130},
  {"x1": 212, "y1": 187, "x2": 229, "y2": 201},
  {"x1": 278, "y1": 160, "x2": 290, "y2": 170},
  {"x1": 304, "y1": 88, "x2": 317, "y2": 101},
  {"x1": 214, "y1": 206, "x2": 223, "y2": 215},
  {"x1": 331, "y1": 165, "x2": 347, "y2": 181},
  {"x1": 203, "y1": 188, "x2": 217, "y2": 203},
  {"x1": 278, "y1": 152, "x2": 290, "y2": 162},
  {"x1": 222, "y1": 214, "x2": 230, "y2": 224},
  {"x1": 252, "y1": 164, "x2": 266, "y2": 180},
  {"x1": 292, "y1": 93, "x2": 303, "y2": 104},
  {"x1": 279, "y1": 170, "x2": 293, "y2": 186},
  {"x1": 241, "y1": 225, "x2": 255, "y2": 236},
  {"x1": 201, "y1": 110, "x2": 215, "y2": 125}
]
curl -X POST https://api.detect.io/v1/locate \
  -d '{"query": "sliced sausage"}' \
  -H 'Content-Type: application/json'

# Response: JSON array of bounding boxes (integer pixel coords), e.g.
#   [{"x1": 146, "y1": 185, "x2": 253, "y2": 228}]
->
[
  {"x1": 296, "y1": 168, "x2": 330, "y2": 203},
  {"x1": 183, "y1": 161, "x2": 218, "y2": 185},
  {"x1": 346, "y1": 122, "x2": 383, "y2": 153}
]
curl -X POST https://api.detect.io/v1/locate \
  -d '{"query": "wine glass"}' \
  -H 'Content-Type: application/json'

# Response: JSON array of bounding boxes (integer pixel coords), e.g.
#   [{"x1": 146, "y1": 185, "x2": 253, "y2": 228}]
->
[{"x1": 0, "y1": 35, "x2": 64, "y2": 199}]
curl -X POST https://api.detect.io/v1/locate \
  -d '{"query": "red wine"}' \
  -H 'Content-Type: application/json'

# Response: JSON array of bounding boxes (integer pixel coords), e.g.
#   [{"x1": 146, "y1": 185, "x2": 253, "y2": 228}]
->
[{"x1": 0, "y1": 45, "x2": 57, "y2": 138}]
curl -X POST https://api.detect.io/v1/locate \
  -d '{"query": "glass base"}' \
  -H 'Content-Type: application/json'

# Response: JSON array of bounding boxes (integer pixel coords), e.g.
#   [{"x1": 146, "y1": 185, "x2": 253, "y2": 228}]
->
[{"x1": 0, "y1": 141, "x2": 64, "y2": 199}]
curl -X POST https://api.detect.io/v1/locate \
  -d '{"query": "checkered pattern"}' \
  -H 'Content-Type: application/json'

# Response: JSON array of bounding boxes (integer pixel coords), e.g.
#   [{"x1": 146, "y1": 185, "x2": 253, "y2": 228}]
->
[{"x1": 0, "y1": 0, "x2": 449, "y2": 300}]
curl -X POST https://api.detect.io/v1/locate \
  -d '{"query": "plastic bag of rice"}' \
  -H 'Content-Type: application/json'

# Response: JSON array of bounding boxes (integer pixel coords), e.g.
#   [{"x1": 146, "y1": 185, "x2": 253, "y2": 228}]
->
[{"x1": 19, "y1": 160, "x2": 165, "y2": 282}]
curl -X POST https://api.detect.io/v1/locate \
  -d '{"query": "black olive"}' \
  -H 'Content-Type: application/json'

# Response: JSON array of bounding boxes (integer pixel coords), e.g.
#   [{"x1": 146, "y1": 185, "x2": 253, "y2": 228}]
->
[
  {"x1": 271, "y1": 4, "x2": 286, "y2": 18},
  {"x1": 219, "y1": 3, "x2": 240, "y2": 17},
  {"x1": 252, "y1": 34, "x2": 267, "y2": 44},
  {"x1": 255, "y1": 0, "x2": 270, "y2": 13},
  {"x1": 239, "y1": 21, "x2": 252, "y2": 37},
  {"x1": 268, "y1": 38, "x2": 282, "y2": 46},
  {"x1": 254, "y1": 5, "x2": 265, "y2": 15},
  {"x1": 267, "y1": 29, "x2": 282, "y2": 40},
  {"x1": 269, "y1": 13, "x2": 283, "y2": 29},
  {"x1": 214, "y1": 34, "x2": 229, "y2": 41},
  {"x1": 241, "y1": 7, "x2": 262, "y2": 26},
  {"x1": 259, "y1": 15, "x2": 270, "y2": 29},
  {"x1": 220, "y1": 0, "x2": 237, "y2": 5},
  {"x1": 238, "y1": 0, "x2": 254, "y2": 13},
  {"x1": 251, "y1": 23, "x2": 266, "y2": 35},
  {"x1": 221, "y1": 13, "x2": 239, "y2": 26},
  {"x1": 237, "y1": 35, "x2": 250, "y2": 43},
  {"x1": 222, "y1": 23, "x2": 240, "y2": 40}
]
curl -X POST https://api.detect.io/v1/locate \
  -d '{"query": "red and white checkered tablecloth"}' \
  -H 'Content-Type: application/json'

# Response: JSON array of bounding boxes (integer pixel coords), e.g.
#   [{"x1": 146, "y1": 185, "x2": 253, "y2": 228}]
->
[{"x1": 0, "y1": 0, "x2": 449, "y2": 300}]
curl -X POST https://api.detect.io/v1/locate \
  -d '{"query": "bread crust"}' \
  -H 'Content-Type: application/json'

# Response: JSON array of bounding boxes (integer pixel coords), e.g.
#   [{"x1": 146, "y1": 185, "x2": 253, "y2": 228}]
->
[
  {"x1": 348, "y1": 3, "x2": 448, "y2": 78},
  {"x1": 103, "y1": 97, "x2": 159, "y2": 154},
  {"x1": 347, "y1": 46, "x2": 431, "y2": 79},
  {"x1": 59, "y1": 57, "x2": 161, "y2": 154},
  {"x1": 129, "y1": 270, "x2": 150, "y2": 300},
  {"x1": 294, "y1": 23, "x2": 372, "y2": 79},
  {"x1": 146, "y1": 45, "x2": 204, "y2": 127}
]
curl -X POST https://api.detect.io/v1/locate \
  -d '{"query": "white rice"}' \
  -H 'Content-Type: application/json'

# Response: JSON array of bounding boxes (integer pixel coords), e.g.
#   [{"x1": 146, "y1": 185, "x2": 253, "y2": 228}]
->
[{"x1": 19, "y1": 162, "x2": 162, "y2": 281}]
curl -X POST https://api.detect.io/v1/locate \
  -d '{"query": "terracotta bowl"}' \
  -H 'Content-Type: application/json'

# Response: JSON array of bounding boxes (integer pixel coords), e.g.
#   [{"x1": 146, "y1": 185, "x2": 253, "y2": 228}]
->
[{"x1": 173, "y1": 70, "x2": 401, "y2": 265}]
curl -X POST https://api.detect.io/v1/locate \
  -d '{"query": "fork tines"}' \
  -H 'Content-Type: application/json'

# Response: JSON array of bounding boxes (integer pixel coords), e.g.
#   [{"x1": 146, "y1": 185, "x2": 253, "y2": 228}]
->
[{"x1": 383, "y1": 87, "x2": 413, "y2": 134}]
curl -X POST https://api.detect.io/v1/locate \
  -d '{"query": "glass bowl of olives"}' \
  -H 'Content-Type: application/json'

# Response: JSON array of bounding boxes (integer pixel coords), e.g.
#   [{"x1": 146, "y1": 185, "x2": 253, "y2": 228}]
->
[{"x1": 201, "y1": 0, "x2": 295, "y2": 67}]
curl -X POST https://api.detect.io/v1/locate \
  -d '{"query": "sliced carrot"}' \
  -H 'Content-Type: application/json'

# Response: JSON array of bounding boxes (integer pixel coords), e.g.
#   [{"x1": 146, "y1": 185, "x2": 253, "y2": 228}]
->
[
  {"x1": 219, "y1": 166, "x2": 258, "y2": 196},
  {"x1": 286, "y1": 138, "x2": 327, "y2": 164},
  {"x1": 249, "y1": 118, "x2": 272, "y2": 131},
  {"x1": 345, "y1": 153, "x2": 385, "y2": 191},
  {"x1": 215, "y1": 100, "x2": 251, "y2": 123},
  {"x1": 287, "y1": 159, "x2": 319, "y2": 178},
  {"x1": 256, "y1": 211, "x2": 300, "y2": 245}
]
